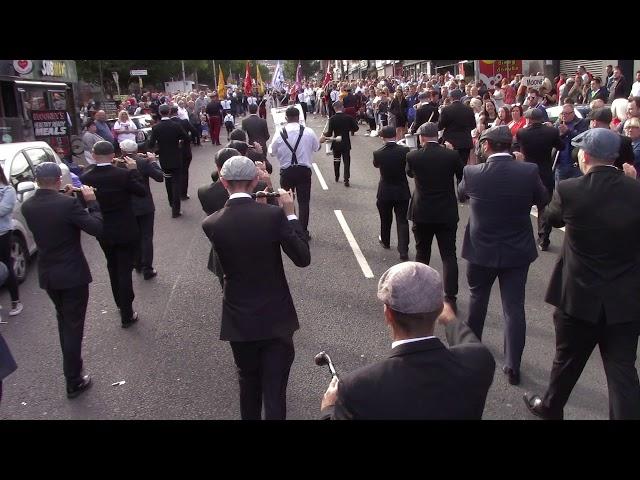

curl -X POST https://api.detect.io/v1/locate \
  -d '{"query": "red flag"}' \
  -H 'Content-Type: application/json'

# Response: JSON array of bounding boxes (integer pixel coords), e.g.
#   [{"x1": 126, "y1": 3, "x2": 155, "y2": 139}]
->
[
  {"x1": 289, "y1": 62, "x2": 303, "y2": 98},
  {"x1": 322, "y1": 61, "x2": 333, "y2": 87},
  {"x1": 244, "y1": 61, "x2": 253, "y2": 95}
]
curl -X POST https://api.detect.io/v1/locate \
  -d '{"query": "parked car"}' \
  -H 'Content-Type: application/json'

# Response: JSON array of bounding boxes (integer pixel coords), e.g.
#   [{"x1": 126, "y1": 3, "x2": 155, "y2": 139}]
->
[
  {"x1": 545, "y1": 104, "x2": 594, "y2": 124},
  {"x1": 0, "y1": 142, "x2": 72, "y2": 282},
  {"x1": 107, "y1": 114, "x2": 154, "y2": 152}
]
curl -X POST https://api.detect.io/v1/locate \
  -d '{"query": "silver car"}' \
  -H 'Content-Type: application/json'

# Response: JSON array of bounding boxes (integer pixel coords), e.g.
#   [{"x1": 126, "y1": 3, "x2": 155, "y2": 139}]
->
[{"x1": 0, "y1": 141, "x2": 72, "y2": 282}]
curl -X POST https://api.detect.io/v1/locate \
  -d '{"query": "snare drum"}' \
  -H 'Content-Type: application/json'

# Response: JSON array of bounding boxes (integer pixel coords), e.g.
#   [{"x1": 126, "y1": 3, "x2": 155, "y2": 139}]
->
[{"x1": 404, "y1": 133, "x2": 418, "y2": 149}]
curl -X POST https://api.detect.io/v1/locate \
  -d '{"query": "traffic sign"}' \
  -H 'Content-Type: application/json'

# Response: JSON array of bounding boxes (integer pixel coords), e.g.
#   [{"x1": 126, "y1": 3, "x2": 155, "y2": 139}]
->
[{"x1": 130, "y1": 69, "x2": 148, "y2": 76}]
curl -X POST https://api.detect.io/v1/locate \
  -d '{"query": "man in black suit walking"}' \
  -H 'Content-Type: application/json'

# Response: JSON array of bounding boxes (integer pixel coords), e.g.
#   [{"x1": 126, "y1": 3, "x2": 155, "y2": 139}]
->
[
  {"x1": 407, "y1": 122, "x2": 463, "y2": 309},
  {"x1": 169, "y1": 105, "x2": 199, "y2": 201},
  {"x1": 147, "y1": 104, "x2": 190, "y2": 218},
  {"x1": 202, "y1": 156, "x2": 310, "y2": 420},
  {"x1": 409, "y1": 92, "x2": 440, "y2": 144},
  {"x1": 80, "y1": 141, "x2": 146, "y2": 328},
  {"x1": 524, "y1": 129, "x2": 640, "y2": 420},
  {"x1": 242, "y1": 103, "x2": 270, "y2": 158},
  {"x1": 458, "y1": 126, "x2": 549, "y2": 386},
  {"x1": 21, "y1": 163, "x2": 103, "y2": 398},
  {"x1": 513, "y1": 108, "x2": 564, "y2": 251},
  {"x1": 321, "y1": 101, "x2": 359, "y2": 186},
  {"x1": 438, "y1": 89, "x2": 476, "y2": 165},
  {"x1": 119, "y1": 140, "x2": 164, "y2": 280},
  {"x1": 320, "y1": 262, "x2": 495, "y2": 419},
  {"x1": 372, "y1": 126, "x2": 411, "y2": 261}
]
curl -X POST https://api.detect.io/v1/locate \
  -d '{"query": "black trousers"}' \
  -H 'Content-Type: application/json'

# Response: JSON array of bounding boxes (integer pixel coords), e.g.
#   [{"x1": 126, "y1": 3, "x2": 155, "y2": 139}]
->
[
  {"x1": 181, "y1": 157, "x2": 192, "y2": 198},
  {"x1": 99, "y1": 240, "x2": 136, "y2": 323},
  {"x1": 46, "y1": 285, "x2": 89, "y2": 386},
  {"x1": 280, "y1": 166, "x2": 312, "y2": 233},
  {"x1": 541, "y1": 308, "x2": 640, "y2": 420},
  {"x1": 0, "y1": 231, "x2": 19, "y2": 302},
  {"x1": 467, "y1": 262, "x2": 530, "y2": 372},
  {"x1": 377, "y1": 196, "x2": 409, "y2": 256},
  {"x1": 456, "y1": 148, "x2": 471, "y2": 166},
  {"x1": 134, "y1": 213, "x2": 155, "y2": 272},
  {"x1": 413, "y1": 222, "x2": 458, "y2": 299},
  {"x1": 333, "y1": 149, "x2": 351, "y2": 181},
  {"x1": 537, "y1": 182, "x2": 554, "y2": 246},
  {"x1": 229, "y1": 335, "x2": 295, "y2": 420},
  {"x1": 300, "y1": 102, "x2": 307, "y2": 121},
  {"x1": 192, "y1": 125, "x2": 202, "y2": 145},
  {"x1": 163, "y1": 167, "x2": 182, "y2": 216}
]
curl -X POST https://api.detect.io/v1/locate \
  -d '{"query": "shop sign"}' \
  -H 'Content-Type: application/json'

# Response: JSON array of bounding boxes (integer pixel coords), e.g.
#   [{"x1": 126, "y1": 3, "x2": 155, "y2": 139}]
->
[
  {"x1": 41, "y1": 60, "x2": 67, "y2": 77},
  {"x1": 13, "y1": 60, "x2": 33, "y2": 75},
  {"x1": 478, "y1": 60, "x2": 522, "y2": 87},
  {"x1": 32, "y1": 110, "x2": 72, "y2": 158}
]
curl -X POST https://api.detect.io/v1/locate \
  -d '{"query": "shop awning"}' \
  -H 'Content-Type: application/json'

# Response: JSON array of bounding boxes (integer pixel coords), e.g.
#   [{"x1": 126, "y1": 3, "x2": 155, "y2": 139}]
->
[{"x1": 14, "y1": 80, "x2": 69, "y2": 88}]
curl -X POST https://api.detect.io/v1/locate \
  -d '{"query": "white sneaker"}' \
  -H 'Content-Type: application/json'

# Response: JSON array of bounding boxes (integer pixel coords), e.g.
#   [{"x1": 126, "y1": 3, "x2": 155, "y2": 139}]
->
[{"x1": 9, "y1": 301, "x2": 23, "y2": 316}]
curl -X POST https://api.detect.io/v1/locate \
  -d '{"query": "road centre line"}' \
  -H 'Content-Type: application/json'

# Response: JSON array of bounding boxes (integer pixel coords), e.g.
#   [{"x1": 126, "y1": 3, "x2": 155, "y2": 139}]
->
[
  {"x1": 334, "y1": 210, "x2": 374, "y2": 279},
  {"x1": 312, "y1": 162, "x2": 328, "y2": 190}
]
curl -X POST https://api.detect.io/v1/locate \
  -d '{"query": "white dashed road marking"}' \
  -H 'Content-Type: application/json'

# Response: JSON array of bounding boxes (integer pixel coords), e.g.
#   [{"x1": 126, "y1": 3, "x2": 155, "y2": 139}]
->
[{"x1": 334, "y1": 210, "x2": 374, "y2": 279}]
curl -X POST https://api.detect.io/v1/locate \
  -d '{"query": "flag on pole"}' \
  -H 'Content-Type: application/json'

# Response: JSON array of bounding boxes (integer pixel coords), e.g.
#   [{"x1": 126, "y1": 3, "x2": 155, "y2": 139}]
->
[
  {"x1": 217, "y1": 65, "x2": 226, "y2": 98},
  {"x1": 289, "y1": 62, "x2": 303, "y2": 98},
  {"x1": 272, "y1": 60, "x2": 284, "y2": 90},
  {"x1": 256, "y1": 64, "x2": 265, "y2": 95},
  {"x1": 322, "y1": 61, "x2": 333, "y2": 87},
  {"x1": 244, "y1": 61, "x2": 253, "y2": 95}
]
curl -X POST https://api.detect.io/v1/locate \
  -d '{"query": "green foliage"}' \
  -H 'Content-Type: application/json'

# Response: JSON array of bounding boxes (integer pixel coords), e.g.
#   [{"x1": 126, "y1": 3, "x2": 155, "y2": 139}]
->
[
  {"x1": 76, "y1": 60, "x2": 271, "y2": 93},
  {"x1": 283, "y1": 60, "x2": 320, "y2": 81}
]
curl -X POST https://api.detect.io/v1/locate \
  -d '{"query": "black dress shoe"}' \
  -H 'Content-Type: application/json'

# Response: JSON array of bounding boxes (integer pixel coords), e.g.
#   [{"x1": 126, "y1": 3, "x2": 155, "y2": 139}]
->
[
  {"x1": 67, "y1": 375, "x2": 92, "y2": 399},
  {"x1": 143, "y1": 269, "x2": 157, "y2": 280},
  {"x1": 503, "y1": 366, "x2": 520, "y2": 385},
  {"x1": 121, "y1": 312, "x2": 139, "y2": 329},
  {"x1": 344, "y1": 180, "x2": 350, "y2": 187},
  {"x1": 538, "y1": 241, "x2": 549, "y2": 251},
  {"x1": 378, "y1": 236, "x2": 390, "y2": 249},
  {"x1": 172, "y1": 211, "x2": 182, "y2": 218},
  {"x1": 181, "y1": 194, "x2": 190, "y2": 200},
  {"x1": 523, "y1": 393, "x2": 558, "y2": 419}
]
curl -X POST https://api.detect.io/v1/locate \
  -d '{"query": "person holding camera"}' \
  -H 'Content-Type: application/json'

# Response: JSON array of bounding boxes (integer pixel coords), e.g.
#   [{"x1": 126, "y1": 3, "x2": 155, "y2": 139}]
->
[
  {"x1": 21, "y1": 162, "x2": 103, "y2": 398},
  {"x1": 201, "y1": 156, "x2": 310, "y2": 420},
  {"x1": 80, "y1": 141, "x2": 147, "y2": 328}
]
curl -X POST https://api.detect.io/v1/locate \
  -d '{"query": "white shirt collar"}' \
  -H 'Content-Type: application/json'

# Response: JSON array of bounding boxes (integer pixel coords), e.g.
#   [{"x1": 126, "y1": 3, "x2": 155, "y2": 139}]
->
[
  {"x1": 487, "y1": 152, "x2": 512, "y2": 159},
  {"x1": 392, "y1": 336, "x2": 437, "y2": 349},
  {"x1": 161, "y1": 117, "x2": 170, "y2": 121},
  {"x1": 96, "y1": 162, "x2": 111, "y2": 167},
  {"x1": 229, "y1": 192, "x2": 252, "y2": 200}
]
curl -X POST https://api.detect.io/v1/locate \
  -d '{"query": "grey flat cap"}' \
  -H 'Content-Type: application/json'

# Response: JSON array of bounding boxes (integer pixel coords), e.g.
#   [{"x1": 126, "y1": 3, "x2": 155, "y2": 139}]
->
[
  {"x1": 35, "y1": 162, "x2": 62, "y2": 179},
  {"x1": 571, "y1": 128, "x2": 620, "y2": 161},
  {"x1": 524, "y1": 107, "x2": 544, "y2": 122},
  {"x1": 417, "y1": 122, "x2": 439, "y2": 138},
  {"x1": 377, "y1": 262, "x2": 443, "y2": 314},
  {"x1": 380, "y1": 126, "x2": 396, "y2": 139},
  {"x1": 93, "y1": 140, "x2": 115, "y2": 155},
  {"x1": 219, "y1": 155, "x2": 257, "y2": 181},
  {"x1": 119, "y1": 139, "x2": 138, "y2": 153},
  {"x1": 479, "y1": 125, "x2": 513, "y2": 144}
]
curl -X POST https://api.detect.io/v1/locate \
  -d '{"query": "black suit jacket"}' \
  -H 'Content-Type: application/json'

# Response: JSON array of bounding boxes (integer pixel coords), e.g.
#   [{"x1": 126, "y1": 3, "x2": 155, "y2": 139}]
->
[
  {"x1": 406, "y1": 143, "x2": 463, "y2": 224},
  {"x1": 438, "y1": 101, "x2": 476, "y2": 150},
  {"x1": 21, "y1": 189, "x2": 102, "y2": 290},
  {"x1": 372, "y1": 142, "x2": 410, "y2": 203},
  {"x1": 324, "y1": 112, "x2": 359, "y2": 152},
  {"x1": 201, "y1": 197, "x2": 310, "y2": 341},
  {"x1": 242, "y1": 114, "x2": 271, "y2": 153},
  {"x1": 458, "y1": 154, "x2": 550, "y2": 268},
  {"x1": 80, "y1": 164, "x2": 146, "y2": 244},
  {"x1": 410, "y1": 102, "x2": 440, "y2": 133},
  {"x1": 171, "y1": 116, "x2": 197, "y2": 161},
  {"x1": 321, "y1": 318, "x2": 495, "y2": 420},
  {"x1": 131, "y1": 155, "x2": 164, "y2": 216},
  {"x1": 544, "y1": 166, "x2": 640, "y2": 325},
  {"x1": 147, "y1": 118, "x2": 189, "y2": 170},
  {"x1": 514, "y1": 123, "x2": 564, "y2": 189}
]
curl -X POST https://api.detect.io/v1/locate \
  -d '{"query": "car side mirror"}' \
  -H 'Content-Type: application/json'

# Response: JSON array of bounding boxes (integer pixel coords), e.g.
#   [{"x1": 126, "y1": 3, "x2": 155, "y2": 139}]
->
[{"x1": 16, "y1": 181, "x2": 36, "y2": 195}]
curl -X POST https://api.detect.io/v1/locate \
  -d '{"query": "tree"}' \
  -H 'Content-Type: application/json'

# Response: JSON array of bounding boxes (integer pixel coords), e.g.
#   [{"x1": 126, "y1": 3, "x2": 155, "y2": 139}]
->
[{"x1": 283, "y1": 60, "x2": 320, "y2": 81}]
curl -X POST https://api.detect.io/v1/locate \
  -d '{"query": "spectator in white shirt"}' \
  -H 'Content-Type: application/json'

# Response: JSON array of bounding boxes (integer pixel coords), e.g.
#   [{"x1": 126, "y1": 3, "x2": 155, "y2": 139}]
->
[
  {"x1": 177, "y1": 100, "x2": 190, "y2": 121},
  {"x1": 113, "y1": 110, "x2": 138, "y2": 143},
  {"x1": 631, "y1": 71, "x2": 640, "y2": 98}
]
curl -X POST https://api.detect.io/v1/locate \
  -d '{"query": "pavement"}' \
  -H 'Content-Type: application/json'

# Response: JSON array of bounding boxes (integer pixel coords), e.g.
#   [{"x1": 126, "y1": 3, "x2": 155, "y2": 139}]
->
[{"x1": 0, "y1": 109, "x2": 633, "y2": 420}]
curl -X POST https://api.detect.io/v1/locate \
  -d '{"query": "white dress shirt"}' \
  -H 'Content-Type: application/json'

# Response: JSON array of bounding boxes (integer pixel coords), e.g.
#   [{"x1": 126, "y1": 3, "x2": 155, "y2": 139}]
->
[
  {"x1": 631, "y1": 81, "x2": 640, "y2": 98},
  {"x1": 268, "y1": 122, "x2": 320, "y2": 169},
  {"x1": 391, "y1": 336, "x2": 437, "y2": 349},
  {"x1": 229, "y1": 192, "x2": 298, "y2": 220}
]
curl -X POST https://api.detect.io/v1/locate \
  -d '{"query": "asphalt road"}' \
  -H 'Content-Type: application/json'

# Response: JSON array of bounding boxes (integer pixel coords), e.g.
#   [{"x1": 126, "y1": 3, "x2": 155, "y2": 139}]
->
[{"x1": 0, "y1": 110, "x2": 633, "y2": 420}]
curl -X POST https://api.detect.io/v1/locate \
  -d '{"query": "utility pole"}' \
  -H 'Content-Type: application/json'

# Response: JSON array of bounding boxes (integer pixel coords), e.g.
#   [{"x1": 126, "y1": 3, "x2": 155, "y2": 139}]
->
[
  {"x1": 98, "y1": 60, "x2": 104, "y2": 98},
  {"x1": 213, "y1": 59, "x2": 217, "y2": 90},
  {"x1": 181, "y1": 60, "x2": 186, "y2": 90}
]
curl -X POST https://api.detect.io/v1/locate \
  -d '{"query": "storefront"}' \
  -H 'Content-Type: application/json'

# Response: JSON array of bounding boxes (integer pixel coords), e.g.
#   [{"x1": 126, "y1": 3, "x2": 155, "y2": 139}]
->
[{"x1": 0, "y1": 60, "x2": 79, "y2": 159}]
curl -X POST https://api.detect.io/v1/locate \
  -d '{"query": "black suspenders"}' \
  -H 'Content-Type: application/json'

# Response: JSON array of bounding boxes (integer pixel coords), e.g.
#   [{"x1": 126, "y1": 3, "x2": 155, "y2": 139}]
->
[{"x1": 280, "y1": 125, "x2": 305, "y2": 166}]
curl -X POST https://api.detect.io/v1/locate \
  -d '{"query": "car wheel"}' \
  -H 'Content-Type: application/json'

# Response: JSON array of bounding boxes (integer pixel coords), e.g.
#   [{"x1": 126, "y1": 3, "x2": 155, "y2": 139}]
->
[{"x1": 11, "y1": 234, "x2": 28, "y2": 284}]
